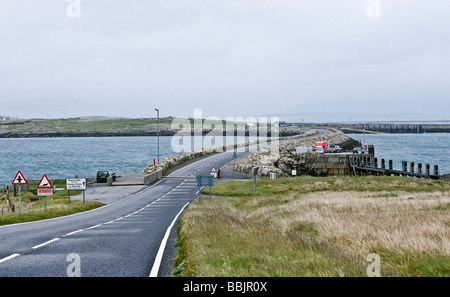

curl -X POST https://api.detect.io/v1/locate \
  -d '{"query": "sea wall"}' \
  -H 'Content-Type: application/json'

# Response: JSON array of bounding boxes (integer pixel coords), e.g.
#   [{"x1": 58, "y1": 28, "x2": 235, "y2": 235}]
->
[{"x1": 141, "y1": 128, "x2": 317, "y2": 175}]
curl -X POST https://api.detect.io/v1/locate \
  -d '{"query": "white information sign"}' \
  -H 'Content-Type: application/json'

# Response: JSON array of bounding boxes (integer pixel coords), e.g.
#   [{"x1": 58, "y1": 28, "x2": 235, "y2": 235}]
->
[{"x1": 67, "y1": 178, "x2": 87, "y2": 190}]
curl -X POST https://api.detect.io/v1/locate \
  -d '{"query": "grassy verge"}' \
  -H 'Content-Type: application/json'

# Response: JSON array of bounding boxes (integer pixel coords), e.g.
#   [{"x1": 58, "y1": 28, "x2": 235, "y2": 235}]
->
[
  {"x1": 0, "y1": 184, "x2": 104, "y2": 225},
  {"x1": 174, "y1": 176, "x2": 450, "y2": 277}
]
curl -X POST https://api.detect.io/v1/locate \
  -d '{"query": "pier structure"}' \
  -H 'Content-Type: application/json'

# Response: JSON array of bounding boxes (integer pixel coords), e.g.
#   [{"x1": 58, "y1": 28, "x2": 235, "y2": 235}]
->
[
  {"x1": 293, "y1": 145, "x2": 442, "y2": 179},
  {"x1": 348, "y1": 156, "x2": 440, "y2": 179}
]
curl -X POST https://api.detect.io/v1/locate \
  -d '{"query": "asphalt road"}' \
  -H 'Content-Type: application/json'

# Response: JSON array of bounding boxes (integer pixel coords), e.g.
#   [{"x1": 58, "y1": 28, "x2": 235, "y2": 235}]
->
[{"x1": 0, "y1": 129, "x2": 331, "y2": 277}]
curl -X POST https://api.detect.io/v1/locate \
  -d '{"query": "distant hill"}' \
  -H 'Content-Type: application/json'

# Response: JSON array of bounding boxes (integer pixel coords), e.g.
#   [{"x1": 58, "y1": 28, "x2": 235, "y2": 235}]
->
[
  {"x1": 78, "y1": 116, "x2": 129, "y2": 120},
  {"x1": 0, "y1": 115, "x2": 21, "y2": 121},
  {"x1": 0, "y1": 117, "x2": 166, "y2": 135}
]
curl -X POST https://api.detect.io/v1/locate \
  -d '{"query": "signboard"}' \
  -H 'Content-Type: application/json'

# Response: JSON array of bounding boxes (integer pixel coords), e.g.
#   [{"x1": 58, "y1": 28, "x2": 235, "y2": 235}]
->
[
  {"x1": 67, "y1": 178, "x2": 87, "y2": 190},
  {"x1": 12, "y1": 170, "x2": 28, "y2": 185},
  {"x1": 37, "y1": 188, "x2": 53, "y2": 196},
  {"x1": 210, "y1": 167, "x2": 218, "y2": 179},
  {"x1": 196, "y1": 175, "x2": 215, "y2": 203},
  {"x1": 37, "y1": 174, "x2": 53, "y2": 196},
  {"x1": 196, "y1": 175, "x2": 214, "y2": 187},
  {"x1": 38, "y1": 175, "x2": 53, "y2": 188},
  {"x1": 11, "y1": 170, "x2": 27, "y2": 216}
]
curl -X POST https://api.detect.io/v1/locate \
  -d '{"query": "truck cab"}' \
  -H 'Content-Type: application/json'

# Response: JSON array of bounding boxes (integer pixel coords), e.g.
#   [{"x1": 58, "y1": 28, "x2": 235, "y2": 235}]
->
[{"x1": 314, "y1": 141, "x2": 329, "y2": 153}]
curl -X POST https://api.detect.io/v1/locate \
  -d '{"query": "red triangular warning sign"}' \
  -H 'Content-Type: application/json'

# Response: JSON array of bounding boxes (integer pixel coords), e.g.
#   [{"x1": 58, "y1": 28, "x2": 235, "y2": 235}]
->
[
  {"x1": 12, "y1": 170, "x2": 28, "y2": 185},
  {"x1": 38, "y1": 175, "x2": 53, "y2": 189},
  {"x1": 210, "y1": 167, "x2": 217, "y2": 173}
]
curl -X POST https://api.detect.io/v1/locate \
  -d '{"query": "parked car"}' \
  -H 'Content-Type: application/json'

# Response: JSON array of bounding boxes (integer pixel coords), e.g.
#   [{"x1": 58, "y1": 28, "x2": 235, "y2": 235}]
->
[
  {"x1": 329, "y1": 144, "x2": 342, "y2": 153},
  {"x1": 352, "y1": 147, "x2": 363, "y2": 154},
  {"x1": 96, "y1": 170, "x2": 116, "y2": 183},
  {"x1": 315, "y1": 147, "x2": 325, "y2": 154}
]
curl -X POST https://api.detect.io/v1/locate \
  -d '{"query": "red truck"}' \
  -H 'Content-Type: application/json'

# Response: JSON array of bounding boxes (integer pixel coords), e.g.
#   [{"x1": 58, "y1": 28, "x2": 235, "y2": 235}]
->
[{"x1": 314, "y1": 141, "x2": 329, "y2": 153}]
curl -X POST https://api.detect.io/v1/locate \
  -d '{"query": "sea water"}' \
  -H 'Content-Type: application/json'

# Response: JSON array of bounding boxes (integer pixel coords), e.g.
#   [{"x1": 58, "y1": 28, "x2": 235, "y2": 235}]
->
[
  {"x1": 0, "y1": 133, "x2": 448, "y2": 186},
  {"x1": 347, "y1": 133, "x2": 449, "y2": 174},
  {"x1": 0, "y1": 135, "x2": 257, "y2": 186}
]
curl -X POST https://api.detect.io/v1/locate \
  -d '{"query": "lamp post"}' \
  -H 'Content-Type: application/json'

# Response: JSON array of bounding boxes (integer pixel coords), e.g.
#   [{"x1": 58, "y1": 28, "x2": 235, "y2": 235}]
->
[{"x1": 155, "y1": 108, "x2": 160, "y2": 163}]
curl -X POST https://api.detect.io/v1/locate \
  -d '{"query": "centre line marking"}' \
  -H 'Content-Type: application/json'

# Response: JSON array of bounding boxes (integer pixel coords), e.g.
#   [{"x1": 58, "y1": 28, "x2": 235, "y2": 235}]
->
[
  {"x1": 32, "y1": 238, "x2": 60, "y2": 249},
  {"x1": 65, "y1": 229, "x2": 84, "y2": 236},
  {"x1": 87, "y1": 224, "x2": 101, "y2": 230},
  {"x1": 0, "y1": 254, "x2": 20, "y2": 264}
]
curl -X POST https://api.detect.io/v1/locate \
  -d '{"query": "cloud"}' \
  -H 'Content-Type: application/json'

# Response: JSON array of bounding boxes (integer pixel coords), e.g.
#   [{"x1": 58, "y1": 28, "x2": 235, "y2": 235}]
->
[{"x1": 0, "y1": 0, "x2": 449, "y2": 120}]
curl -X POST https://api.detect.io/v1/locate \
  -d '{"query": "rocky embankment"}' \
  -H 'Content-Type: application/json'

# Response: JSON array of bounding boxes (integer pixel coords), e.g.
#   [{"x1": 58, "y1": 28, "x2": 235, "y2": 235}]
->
[{"x1": 233, "y1": 129, "x2": 351, "y2": 176}]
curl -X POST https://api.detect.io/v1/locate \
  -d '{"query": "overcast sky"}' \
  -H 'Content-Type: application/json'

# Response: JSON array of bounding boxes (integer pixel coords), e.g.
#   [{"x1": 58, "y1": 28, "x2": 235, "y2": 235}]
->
[{"x1": 1, "y1": 0, "x2": 449, "y2": 121}]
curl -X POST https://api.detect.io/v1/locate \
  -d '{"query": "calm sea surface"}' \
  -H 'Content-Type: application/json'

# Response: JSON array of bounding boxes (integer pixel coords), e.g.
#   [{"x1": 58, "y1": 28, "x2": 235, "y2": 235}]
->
[
  {"x1": 0, "y1": 133, "x2": 449, "y2": 186},
  {"x1": 347, "y1": 133, "x2": 449, "y2": 174},
  {"x1": 0, "y1": 135, "x2": 254, "y2": 186}
]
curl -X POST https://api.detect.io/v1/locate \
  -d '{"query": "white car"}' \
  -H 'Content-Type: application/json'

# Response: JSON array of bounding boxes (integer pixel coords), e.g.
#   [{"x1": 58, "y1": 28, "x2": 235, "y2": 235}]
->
[{"x1": 315, "y1": 147, "x2": 325, "y2": 154}]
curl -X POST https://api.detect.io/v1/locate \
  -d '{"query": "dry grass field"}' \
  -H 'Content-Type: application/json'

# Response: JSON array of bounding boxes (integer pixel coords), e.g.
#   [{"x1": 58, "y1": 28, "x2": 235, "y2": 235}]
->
[{"x1": 174, "y1": 176, "x2": 450, "y2": 277}]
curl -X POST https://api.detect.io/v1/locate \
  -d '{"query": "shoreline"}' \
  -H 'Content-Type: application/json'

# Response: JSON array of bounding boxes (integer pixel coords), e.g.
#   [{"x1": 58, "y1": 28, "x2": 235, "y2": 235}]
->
[
  {"x1": 1, "y1": 130, "x2": 449, "y2": 139},
  {"x1": 0, "y1": 130, "x2": 299, "y2": 139}
]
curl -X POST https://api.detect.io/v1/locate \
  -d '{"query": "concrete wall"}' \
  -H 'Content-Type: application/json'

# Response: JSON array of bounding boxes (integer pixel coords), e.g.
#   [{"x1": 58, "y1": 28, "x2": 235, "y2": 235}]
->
[
  {"x1": 144, "y1": 170, "x2": 162, "y2": 185},
  {"x1": 297, "y1": 154, "x2": 351, "y2": 176}
]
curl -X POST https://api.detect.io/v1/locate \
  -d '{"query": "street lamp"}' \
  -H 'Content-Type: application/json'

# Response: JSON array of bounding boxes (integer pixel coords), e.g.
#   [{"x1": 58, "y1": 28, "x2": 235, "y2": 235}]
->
[{"x1": 155, "y1": 108, "x2": 160, "y2": 163}]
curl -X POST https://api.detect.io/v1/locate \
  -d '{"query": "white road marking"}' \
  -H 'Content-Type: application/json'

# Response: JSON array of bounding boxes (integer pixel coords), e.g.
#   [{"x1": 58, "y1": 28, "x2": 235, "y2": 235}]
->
[
  {"x1": 87, "y1": 224, "x2": 101, "y2": 230},
  {"x1": 149, "y1": 202, "x2": 190, "y2": 277},
  {"x1": 65, "y1": 229, "x2": 84, "y2": 236},
  {"x1": 0, "y1": 254, "x2": 20, "y2": 264},
  {"x1": 32, "y1": 238, "x2": 60, "y2": 249},
  {"x1": 104, "y1": 220, "x2": 115, "y2": 225}
]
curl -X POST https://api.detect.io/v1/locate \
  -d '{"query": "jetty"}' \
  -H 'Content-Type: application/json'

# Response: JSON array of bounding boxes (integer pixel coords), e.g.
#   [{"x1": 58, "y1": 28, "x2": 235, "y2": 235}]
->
[
  {"x1": 348, "y1": 155, "x2": 440, "y2": 179},
  {"x1": 293, "y1": 145, "x2": 443, "y2": 180}
]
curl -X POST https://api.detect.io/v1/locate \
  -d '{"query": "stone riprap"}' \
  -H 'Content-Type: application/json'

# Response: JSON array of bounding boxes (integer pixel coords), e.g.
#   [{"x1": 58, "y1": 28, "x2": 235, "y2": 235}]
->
[
  {"x1": 233, "y1": 129, "x2": 351, "y2": 177},
  {"x1": 141, "y1": 126, "x2": 314, "y2": 175}
]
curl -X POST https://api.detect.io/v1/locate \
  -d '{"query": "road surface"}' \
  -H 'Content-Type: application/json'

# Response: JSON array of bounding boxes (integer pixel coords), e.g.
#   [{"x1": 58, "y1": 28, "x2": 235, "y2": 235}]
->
[{"x1": 0, "y1": 129, "x2": 331, "y2": 277}]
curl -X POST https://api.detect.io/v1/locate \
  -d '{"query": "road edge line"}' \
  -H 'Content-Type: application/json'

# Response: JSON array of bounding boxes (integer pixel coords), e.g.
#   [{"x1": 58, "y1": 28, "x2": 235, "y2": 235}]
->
[{"x1": 149, "y1": 202, "x2": 189, "y2": 277}]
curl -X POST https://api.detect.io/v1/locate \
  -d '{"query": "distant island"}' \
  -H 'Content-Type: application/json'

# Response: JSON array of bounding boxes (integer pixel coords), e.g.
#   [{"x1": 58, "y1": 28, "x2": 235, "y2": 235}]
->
[{"x1": 0, "y1": 116, "x2": 449, "y2": 138}]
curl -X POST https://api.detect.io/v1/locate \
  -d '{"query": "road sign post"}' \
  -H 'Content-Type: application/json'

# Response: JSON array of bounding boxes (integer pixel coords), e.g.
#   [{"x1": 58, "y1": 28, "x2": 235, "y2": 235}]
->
[
  {"x1": 12, "y1": 171, "x2": 28, "y2": 216},
  {"x1": 67, "y1": 178, "x2": 87, "y2": 204},
  {"x1": 196, "y1": 175, "x2": 214, "y2": 203},
  {"x1": 253, "y1": 175, "x2": 257, "y2": 197},
  {"x1": 37, "y1": 175, "x2": 53, "y2": 212},
  {"x1": 210, "y1": 167, "x2": 218, "y2": 179}
]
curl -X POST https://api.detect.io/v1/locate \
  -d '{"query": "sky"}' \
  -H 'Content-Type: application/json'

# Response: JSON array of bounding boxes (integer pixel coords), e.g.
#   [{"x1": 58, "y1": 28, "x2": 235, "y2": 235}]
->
[{"x1": 1, "y1": 0, "x2": 449, "y2": 121}]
